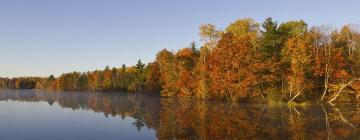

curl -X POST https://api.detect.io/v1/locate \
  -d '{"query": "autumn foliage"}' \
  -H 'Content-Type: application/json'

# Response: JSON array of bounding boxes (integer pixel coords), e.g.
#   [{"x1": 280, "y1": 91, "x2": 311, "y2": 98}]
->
[{"x1": 1, "y1": 18, "x2": 360, "y2": 103}]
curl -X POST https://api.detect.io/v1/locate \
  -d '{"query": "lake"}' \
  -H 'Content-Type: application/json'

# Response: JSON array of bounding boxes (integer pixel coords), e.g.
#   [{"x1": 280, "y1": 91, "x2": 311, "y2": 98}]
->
[{"x1": 0, "y1": 89, "x2": 359, "y2": 140}]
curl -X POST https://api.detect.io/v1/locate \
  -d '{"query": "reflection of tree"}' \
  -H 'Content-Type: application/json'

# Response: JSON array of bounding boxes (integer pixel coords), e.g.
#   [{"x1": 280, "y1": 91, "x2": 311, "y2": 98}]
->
[
  {"x1": 132, "y1": 112, "x2": 145, "y2": 132},
  {"x1": 324, "y1": 104, "x2": 359, "y2": 139},
  {"x1": 322, "y1": 104, "x2": 332, "y2": 140},
  {"x1": 0, "y1": 90, "x2": 160, "y2": 132},
  {"x1": 157, "y1": 98, "x2": 266, "y2": 139},
  {"x1": 156, "y1": 98, "x2": 360, "y2": 140},
  {"x1": 47, "y1": 100, "x2": 55, "y2": 105},
  {"x1": 1, "y1": 90, "x2": 360, "y2": 139}
]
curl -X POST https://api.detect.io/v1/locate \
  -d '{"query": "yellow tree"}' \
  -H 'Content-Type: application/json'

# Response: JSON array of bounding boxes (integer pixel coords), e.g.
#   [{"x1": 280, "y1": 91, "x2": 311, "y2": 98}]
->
[
  {"x1": 156, "y1": 49, "x2": 178, "y2": 96},
  {"x1": 282, "y1": 36, "x2": 312, "y2": 102},
  {"x1": 197, "y1": 24, "x2": 222, "y2": 99},
  {"x1": 102, "y1": 66, "x2": 112, "y2": 90}
]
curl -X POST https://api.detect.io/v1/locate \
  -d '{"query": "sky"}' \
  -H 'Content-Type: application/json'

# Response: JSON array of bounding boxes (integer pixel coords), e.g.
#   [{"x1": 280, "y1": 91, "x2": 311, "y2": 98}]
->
[{"x1": 0, "y1": 0, "x2": 359, "y2": 77}]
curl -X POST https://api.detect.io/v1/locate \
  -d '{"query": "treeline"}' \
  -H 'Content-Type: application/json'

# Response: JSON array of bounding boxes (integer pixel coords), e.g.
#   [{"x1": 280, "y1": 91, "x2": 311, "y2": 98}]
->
[
  {"x1": 0, "y1": 77, "x2": 41, "y2": 89},
  {"x1": 1, "y1": 60, "x2": 160, "y2": 93},
  {"x1": 1, "y1": 18, "x2": 360, "y2": 103}
]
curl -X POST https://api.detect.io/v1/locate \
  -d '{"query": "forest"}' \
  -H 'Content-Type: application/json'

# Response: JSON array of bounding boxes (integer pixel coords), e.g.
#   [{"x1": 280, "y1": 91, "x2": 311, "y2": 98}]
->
[{"x1": 1, "y1": 18, "x2": 360, "y2": 104}]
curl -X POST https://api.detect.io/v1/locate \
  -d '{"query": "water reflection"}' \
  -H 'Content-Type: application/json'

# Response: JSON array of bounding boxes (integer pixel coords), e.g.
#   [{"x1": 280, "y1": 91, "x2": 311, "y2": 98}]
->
[
  {"x1": 158, "y1": 99, "x2": 360, "y2": 139},
  {"x1": 0, "y1": 90, "x2": 359, "y2": 140}
]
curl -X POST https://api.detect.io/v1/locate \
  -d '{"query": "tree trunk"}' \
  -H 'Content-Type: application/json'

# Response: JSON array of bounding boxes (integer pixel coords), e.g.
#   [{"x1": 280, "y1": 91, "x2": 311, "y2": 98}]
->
[
  {"x1": 328, "y1": 79, "x2": 359, "y2": 103},
  {"x1": 321, "y1": 105, "x2": 331, "y2": 139},
  {"x1": 289, "y1": 86, "x2": 301, "y2": 102},
  {"x1": 321, "y1": 68, "x2": 329, "y2": 101}
]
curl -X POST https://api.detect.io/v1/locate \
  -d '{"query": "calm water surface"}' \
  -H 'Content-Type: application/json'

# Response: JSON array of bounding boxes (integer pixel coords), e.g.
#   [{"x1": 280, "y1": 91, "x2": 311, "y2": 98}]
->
[{"x1": 0, "y1": 89, "x2": 359, "y2": 140}]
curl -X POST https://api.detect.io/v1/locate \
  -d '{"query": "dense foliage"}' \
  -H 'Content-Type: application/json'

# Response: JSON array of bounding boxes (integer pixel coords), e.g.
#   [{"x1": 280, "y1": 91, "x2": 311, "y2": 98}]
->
[{"x1": 1, "y1": 18, "x2": 360, "y2": 103}]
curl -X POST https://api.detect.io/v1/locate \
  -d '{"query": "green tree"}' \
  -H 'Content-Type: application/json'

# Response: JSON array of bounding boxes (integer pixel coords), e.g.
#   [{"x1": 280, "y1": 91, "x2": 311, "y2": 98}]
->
[{"x1": 135, "y1": 59, "x2": 145, "y2": 91}]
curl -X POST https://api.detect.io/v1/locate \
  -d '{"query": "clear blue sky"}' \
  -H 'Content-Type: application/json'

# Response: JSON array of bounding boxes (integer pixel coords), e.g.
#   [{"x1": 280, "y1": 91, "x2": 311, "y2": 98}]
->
[{"x1": 0, "y1": 0, "x2": 359, "y2": 77}]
